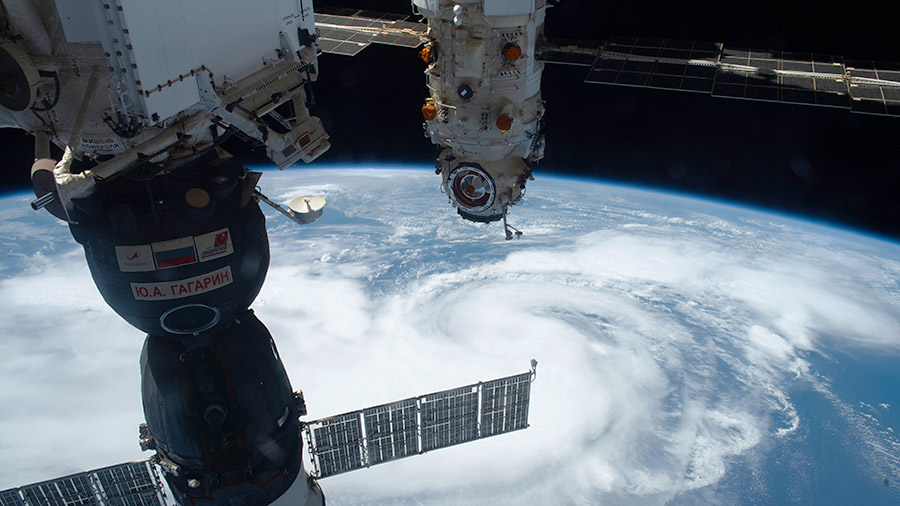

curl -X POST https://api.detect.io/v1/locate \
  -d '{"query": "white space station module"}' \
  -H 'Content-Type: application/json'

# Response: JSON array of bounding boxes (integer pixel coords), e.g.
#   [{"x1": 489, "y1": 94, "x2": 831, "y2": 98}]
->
[
  {"x1": 416, "y1": 0, "x2": 545, "y2": 234},
  {"x1": 316, "y1": 0, "x2": 547, "y2": 238}
]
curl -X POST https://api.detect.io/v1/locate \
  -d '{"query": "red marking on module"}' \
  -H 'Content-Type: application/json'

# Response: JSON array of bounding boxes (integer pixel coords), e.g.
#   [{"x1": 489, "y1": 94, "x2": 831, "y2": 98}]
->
[{"x1": 214, "y1": 231, "x2": 228, "y2": 247}]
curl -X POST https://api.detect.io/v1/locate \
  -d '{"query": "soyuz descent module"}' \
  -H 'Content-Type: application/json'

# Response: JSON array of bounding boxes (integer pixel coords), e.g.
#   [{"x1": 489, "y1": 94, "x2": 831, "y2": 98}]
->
[{"x1": 3, "y1": 0, "x2": 900, "y2": 505}]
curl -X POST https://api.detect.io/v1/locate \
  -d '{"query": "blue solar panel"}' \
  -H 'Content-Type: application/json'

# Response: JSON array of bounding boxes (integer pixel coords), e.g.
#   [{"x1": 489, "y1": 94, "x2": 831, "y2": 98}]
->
[{"x1": 5, "y1": 460, "x2": 163, "y2": 506}]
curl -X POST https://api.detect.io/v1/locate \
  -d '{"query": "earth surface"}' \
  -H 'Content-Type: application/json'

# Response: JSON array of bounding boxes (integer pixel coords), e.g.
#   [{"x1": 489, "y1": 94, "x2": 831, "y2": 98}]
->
[{"x1": 1, "y1": 167, "x2": 899, "y2": 505}]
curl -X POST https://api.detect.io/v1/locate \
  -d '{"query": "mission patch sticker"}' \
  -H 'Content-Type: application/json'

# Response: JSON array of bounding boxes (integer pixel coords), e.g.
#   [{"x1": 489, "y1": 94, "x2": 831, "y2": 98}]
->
[
  {"x1": 131, "y1": 266, "x2": 233, "y2": 301},
  {"x1": 195, "y1": 228, "x2": 233, "y2": 262},
  {"x1": 115, "y1": 244, "x2": 155, "y2": 272}
]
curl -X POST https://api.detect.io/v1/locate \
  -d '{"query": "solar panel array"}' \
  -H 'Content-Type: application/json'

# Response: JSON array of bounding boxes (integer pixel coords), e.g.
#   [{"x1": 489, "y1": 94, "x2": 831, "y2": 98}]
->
[
  {"x1": 94, "y1": 462, "x2": 162, "y2": 506},
  {"x1": 420, "y1": 386, "x2": 479, "y2": 452},
  {"x1": 540, "y1": 36, "x2": 900, "y2": 116},
  {"x1": 0, "y1": 490, "x2": 26, "y2": 506},
  {"x1": 1, "y1": 461, "x2": 164, "y2": 506},
  {"x1": 310, "y1": 411, "x2": 366, "y2": 477},
  {"x1": 363, "y1": 398, "x2": 418, "y2": 464},
  {"x1": 314, "y1": 8, "x2": 426, "y2": 57},
  {"x1": 20, "y1": 474, "x2": 95, "y2": 506},
  {"x1": 480, "y1": 373, "x2": 532, "y2": 437},
  {"x1": 303, "y1": 370, "x2": 534, "y2": 478}
]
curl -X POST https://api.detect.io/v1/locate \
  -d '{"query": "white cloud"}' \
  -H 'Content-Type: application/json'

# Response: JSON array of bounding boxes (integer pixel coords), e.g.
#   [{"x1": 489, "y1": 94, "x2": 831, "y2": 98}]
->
[{"x1": 2, "y1": 171, "x2": 899, "y2": 506}]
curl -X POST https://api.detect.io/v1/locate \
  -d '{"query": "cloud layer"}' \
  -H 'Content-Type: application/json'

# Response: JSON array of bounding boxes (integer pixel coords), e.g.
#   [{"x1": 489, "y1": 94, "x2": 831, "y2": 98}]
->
[{"x1": 2, "y1": 170, "x2": 899, "y2": 505}]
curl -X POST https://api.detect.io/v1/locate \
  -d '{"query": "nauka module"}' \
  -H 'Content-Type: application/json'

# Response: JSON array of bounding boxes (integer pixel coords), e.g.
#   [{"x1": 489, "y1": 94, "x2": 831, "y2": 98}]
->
[
  {"x1": 416, "y1": 0, "x2": 545, "y2": 236},
  {"x1": 317, "y1": 0, "x2": 547, "y2": 238}
]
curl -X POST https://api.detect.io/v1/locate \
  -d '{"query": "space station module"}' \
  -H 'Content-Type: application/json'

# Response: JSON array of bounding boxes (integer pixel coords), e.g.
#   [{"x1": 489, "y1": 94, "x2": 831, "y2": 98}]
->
[{"x1": 415, "y1": 0, "x2": 546, "y2": 233}]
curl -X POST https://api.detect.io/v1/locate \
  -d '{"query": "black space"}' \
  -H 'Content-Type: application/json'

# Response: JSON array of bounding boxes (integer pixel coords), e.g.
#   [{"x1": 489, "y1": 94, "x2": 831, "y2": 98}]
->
[{"x1": 2, "y1": 1, "x2": 899, "y2": 239}]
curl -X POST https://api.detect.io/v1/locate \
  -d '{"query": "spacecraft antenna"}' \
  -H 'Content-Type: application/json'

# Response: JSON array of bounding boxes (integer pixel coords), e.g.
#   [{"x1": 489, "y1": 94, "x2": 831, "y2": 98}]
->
[
  {"x1": 288, "y1": 196, "x2": 327, "y2": 224},
  {"x1": 254, "y1": 190, "x2": 327, "y2": 225}
]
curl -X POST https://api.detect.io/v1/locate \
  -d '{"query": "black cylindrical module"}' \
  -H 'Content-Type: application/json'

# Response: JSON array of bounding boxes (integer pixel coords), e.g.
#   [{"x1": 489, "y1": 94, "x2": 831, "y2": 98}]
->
[
  {"x1": 140, "y1": 311, "x2": 305, "y2": 506},
  {"x1": 67, "y1": 152, "x2": 268, "y2": 338}
]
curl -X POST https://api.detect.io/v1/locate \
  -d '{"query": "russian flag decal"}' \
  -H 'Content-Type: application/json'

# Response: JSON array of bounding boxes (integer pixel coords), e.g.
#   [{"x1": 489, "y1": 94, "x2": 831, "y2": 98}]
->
[{"x1": 152, "y1": 236, "x2": 198, "y2": 269}]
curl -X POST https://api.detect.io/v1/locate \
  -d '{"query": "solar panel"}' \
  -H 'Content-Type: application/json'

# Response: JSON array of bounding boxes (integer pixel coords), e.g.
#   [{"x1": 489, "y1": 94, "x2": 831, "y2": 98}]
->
[
  {"x1": 309, "y1": 412, "x2": 366, "y2": 476},
  {"x1": 0, "y1": 489, "x2": 26, "y2": 506},
  {"x1": 537, "y1": 50, "x2": 598, "y2": 66},
  {"x1": 315, "y1": 38, "x2": 368, "y2": 57},
  {"x1": 94, "y1": 462, "x2": 163, "y2": 506},
  {"x1": 302, "y1": 363, "x2": 537, "y2": 478},
  {"x1": 549, "y1": 36, "x2": 900, "y2": 116},
  {"x1": 420, "y1": 386, "x2": 479, "y2": 452},
  {"x1": 548, "y1": 33, "x2": 900, "y2": 117},
  {"x1": 537, "y1": 39, "x2": 604, "y2": 66},
  {"x1": 711, "y1": 53, "x2": 853, "y2": 107},
  {"x1": 371, "y1": 32, "x2": 424, "y2": 49},
  {"x1": 4, "y1": 461, "x2": 164, "y2": 506},
  {"x1": 480, "y1": 372, "x2": 532, "y2": 437},
  {"x1": 586, "y1": 57, "x2": 716, "y2": 94},
  {"x1": 314, "y1": 9, "x2": 426, "y2": 56},
  {"x1": 605, "y1": 36, "x2": 721, "y2": 61},
  {"x1": 846, "y1": 61, "x2": 900, "y2": 116},
  {"x1": 20, "y1": 474, "x2": 97, "y2": 506},
  {"x1": 364, "y1": 398, "x2": 419, "y2": 464},
  {"x1": 583, "y1": 38, "x2": 721, "y2": 94}
]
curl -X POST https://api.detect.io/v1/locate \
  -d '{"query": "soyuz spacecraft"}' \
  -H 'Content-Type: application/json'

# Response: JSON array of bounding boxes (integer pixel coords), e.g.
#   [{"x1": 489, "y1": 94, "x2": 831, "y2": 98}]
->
[{"x1": 2, "y1": 0, "x2": 900, "y2": 505}]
